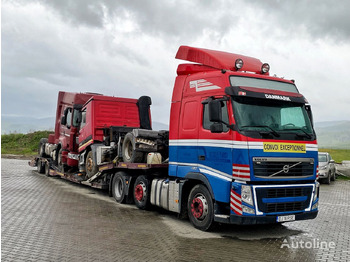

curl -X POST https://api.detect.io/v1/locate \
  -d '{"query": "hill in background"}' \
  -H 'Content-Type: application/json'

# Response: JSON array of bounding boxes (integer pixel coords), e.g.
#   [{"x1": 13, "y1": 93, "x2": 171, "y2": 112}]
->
[
  {"x1": 2, "y1": 116, "x2": 349, "y2": 149},
  {"x1": 1, "y1": 115, "x2": 169, "y2": 134},
  {"x1": 314, "y1": 121, "x2": 350, "y2": 149}
]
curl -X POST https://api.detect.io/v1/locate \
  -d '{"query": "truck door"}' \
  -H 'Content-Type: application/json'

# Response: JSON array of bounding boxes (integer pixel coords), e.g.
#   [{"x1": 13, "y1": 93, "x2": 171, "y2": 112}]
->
[
  {"x1": 60, "y1": 107, "x2": 73, "y2": 150},
  {"x1": 197, "y1": 97, "x2": 233, "y2": 203},
  {"x1": 176, "y1": 97, "x2": 200, "y2": 177}
]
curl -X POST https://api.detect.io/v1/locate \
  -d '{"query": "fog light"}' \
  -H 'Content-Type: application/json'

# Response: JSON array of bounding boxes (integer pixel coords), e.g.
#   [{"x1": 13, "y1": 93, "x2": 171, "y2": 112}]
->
[
  {"x1": 312, "y1": 202, "x2": 318, "y2": 210},
  {"x1": 242, "y1": 205, "x2": 255, "y2": 214}
]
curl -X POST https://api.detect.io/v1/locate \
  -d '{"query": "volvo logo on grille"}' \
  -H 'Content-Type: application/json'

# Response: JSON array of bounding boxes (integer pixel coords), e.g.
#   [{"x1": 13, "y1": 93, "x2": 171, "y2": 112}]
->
[{"x1": 283, "y1": 165, "x2": 290, "y2": 173}]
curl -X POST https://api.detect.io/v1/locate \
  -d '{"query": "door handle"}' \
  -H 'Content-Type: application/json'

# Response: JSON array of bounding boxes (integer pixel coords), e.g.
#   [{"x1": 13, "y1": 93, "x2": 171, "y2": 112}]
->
[{"x1": 198, "y1": 155, "x2": 205, "y2": 161}]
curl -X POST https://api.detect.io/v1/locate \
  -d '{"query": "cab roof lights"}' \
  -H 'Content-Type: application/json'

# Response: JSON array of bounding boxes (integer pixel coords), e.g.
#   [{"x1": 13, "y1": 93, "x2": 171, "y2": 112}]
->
[{"x1": 175, "y1": 46, "x2": 267, "y2": 74}]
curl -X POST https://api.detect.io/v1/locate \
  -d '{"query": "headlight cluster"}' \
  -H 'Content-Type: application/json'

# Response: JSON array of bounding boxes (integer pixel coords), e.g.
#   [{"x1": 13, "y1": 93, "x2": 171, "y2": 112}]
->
[{"x1": 241, "y1": 185, "x2": 253, "y2": 206}]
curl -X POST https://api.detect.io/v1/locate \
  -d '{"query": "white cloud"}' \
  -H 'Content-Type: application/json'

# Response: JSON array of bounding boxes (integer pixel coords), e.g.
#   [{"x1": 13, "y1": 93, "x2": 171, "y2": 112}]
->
[{"x1": 2, "y1": 0, "x2": 350, "y2": 129}]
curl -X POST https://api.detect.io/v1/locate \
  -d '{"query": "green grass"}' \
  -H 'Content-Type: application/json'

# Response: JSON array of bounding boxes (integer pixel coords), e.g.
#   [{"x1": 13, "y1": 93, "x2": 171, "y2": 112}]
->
[
  {"x1": 1, "y1": 131, "x2": 53, "y2": 156},
  {"x1": 318, "y1": 148, "x2": 350, "y2": 163}
]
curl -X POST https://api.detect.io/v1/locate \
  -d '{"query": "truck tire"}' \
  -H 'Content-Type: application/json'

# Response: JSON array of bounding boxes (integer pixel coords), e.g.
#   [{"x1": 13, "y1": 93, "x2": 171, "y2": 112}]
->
[
  {"x1": 122, "y1": 133, "x2": 144, "y2": 163},
  {"x1": 86, "y1": 151, "x2": 98, "y2": 178},
  {"x1": 37, "y1": 159, "x2": 45, "y2": 174},
  {"x1": 45, "y1": 161, "x2": 50, "y2": 177},
  {"x1": 38, "y1": 138, "x2": 48, "y2": 157},
  {"x1": 133, "y1": 175, "x2": 150, "y2": 210},
  {"x1": 187, "y1": 184, "x2": 215, "y2": 231},
  {"x1": 112, "y1": 172, "x2": 128, "y2": 203}
]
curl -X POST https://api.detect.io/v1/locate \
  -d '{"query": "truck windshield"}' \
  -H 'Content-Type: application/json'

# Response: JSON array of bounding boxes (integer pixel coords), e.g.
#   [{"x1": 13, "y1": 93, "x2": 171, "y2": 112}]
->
[
  {"x1": 230, "y1": 76, "x2": 299, "y2": 93},
  {"x1": 232, "y1": 97, "x2": 314, "y2": 140}
]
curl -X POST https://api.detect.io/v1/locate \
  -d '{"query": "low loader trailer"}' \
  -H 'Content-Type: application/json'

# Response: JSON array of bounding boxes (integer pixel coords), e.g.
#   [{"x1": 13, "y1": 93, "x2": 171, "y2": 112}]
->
[{"x1": 30, "y1": 46, "x2": 319, "y2": 231}]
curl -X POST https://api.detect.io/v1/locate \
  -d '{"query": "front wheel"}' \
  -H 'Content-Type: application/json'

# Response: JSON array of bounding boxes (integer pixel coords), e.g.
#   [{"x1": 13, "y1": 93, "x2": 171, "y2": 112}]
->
[
  {"x1": 187, "y1": 184, "x2": 215, "y2": 231},
  {"x1": 37, "y1": 159, "x2": 45, "y2": 174},
  {"x1": 85, "y1": 151, "x2": 98, "y2": 178},
  {"x1": 133, "y1": 175, "x2": 150, "y2": 210}
]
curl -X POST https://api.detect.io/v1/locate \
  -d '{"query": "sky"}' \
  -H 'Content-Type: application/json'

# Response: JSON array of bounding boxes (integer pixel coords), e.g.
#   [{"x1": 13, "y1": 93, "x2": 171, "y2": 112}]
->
[{"x1": 2, "y1": 0, "x2": 350, "y2": 128}]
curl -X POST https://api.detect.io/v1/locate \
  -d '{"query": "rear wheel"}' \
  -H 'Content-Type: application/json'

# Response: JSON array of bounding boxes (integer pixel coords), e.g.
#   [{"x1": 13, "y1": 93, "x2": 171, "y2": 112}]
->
[
  {"x1": 133, "y1": 175, "x2": 150, "y2": 210},
  {"x1": 187, "y1": 184, "x2": 215, "y2": 231},
  {"x1": 112, "y1": 172, "x2": 127, "y2": 203},
  {"x1": 122, "y1": 133, "x2": 144, "y2": 163}
]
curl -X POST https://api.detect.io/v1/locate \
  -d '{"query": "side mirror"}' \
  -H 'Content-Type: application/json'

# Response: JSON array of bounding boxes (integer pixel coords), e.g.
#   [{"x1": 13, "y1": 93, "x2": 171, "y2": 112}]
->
[
  {"x1": 76, "y1": 111, "x2": 82, "y2": 124},
  {"x1": 210, "y1": 123, "x2": 223, "y2": 133},
  {"x1": 208, "y1": 100, "x2": 222, "y2": 122},
  {"x1": 61, "y1": 116, "x2": 67, "y2": 125}
]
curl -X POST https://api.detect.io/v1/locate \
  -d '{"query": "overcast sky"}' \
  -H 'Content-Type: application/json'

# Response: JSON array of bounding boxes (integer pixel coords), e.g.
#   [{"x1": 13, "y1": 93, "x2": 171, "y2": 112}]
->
[{"x1": 2, "y1": 0, "x2": 350, "y2": 127}]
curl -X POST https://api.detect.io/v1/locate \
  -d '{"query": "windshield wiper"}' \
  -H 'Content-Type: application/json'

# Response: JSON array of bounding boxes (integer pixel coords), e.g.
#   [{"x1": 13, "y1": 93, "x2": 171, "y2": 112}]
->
[
  {"x1": 285, "y1": 128, "x2": 312, "y2": 139},
  {"x1": 240, "y1": 125, "x2": 280, "y2": 137}
]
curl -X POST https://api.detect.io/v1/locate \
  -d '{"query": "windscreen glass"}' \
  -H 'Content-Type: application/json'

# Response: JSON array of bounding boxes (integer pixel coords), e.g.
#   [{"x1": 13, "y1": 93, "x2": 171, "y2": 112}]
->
[
  {"x1": 233, "y1": 97, "x2": 314, "y2": 140},
  {"x1": 230, "y1": 76, "x2": 299, "y2": 93}
]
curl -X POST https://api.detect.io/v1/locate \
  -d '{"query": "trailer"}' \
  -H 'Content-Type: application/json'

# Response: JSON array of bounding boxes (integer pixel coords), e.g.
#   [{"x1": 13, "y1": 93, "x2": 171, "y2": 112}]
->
[{"x1": 30, "y1": 45, "x2": 319, "y2": 231}]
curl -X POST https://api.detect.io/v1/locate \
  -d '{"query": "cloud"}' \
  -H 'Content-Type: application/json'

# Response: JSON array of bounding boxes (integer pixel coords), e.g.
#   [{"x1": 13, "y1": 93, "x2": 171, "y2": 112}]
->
[
  {"x1": 248, "y1": 0, "x2": 350, "y2": 41},
  {"x1": 1, "y1": 0, "x2": 350, "y2": 130}
]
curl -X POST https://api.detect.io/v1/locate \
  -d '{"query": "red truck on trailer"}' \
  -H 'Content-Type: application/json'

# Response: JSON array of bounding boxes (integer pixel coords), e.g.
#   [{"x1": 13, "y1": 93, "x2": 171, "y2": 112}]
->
[{"x1": 32, "y1": 46, "x2": 319, "y2": 231}]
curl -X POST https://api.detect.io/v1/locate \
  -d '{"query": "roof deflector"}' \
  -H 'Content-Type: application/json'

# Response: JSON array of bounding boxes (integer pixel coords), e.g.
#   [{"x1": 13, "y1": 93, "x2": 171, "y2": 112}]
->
[{"x1": 175, "y1": 45, "x2": 263, "y2": 73}]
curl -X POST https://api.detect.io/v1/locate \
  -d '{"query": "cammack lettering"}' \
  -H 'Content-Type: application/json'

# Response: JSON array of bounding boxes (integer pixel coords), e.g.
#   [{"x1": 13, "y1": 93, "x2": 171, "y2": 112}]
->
[{"x1": 265, "y1": 94, "x2": 291, "y2": 101}]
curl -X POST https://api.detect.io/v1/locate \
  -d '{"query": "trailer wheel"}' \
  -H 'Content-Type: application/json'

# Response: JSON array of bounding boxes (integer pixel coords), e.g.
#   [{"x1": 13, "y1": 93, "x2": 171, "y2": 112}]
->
[
  {"x1": 38, "y1": 138, "x2": 48, "y2": 157},
  {"x1": 187, "y1": 184, "x2": 215, "y2": 231},
  {"x1": 37, "y1": 159, "x2": 45, "y2": 174},
  {"x1": 45, "y1": 161, "x2": 50, "y2": 177},
  {"x1": 112, "y1": 172, "x2": 128, "y2": 203},
  {"x1": 86, "y1": 151, "x2": 98, "y2": 178},
  {"x1": 133, "y1": 175, "x2": 150, "y2": 210},
  {"x1": 122, "y1": 133, "x2": 144, "y2": 163}
]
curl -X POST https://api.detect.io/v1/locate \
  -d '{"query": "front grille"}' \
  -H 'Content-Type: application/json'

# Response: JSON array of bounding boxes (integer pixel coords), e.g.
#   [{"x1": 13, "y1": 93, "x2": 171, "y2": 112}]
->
[
  {"x1": 255, "y1": 186, "x2": 312, "y2": 213},
  {"x1": 253, "y1": 157, "x2": 314, "y2": 178},
  {"x1": 267, "y1": 202, "x2": 303, "y2": 213},
  {"x1": 267, "y1": 187, "x2": 303, "y2": 198}
]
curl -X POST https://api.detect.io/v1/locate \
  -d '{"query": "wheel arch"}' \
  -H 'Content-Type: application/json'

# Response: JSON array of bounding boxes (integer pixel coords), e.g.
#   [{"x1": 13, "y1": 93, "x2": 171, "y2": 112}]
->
[{"x1": 183, "y1": 172, "x2": 215, "y2": 200}]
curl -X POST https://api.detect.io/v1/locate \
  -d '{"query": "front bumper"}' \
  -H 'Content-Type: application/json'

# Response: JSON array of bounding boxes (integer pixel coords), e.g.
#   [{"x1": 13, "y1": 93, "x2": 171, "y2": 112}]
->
[
  {"x1": 317, "y1": 170, "x2": 328, "y2": 178},
  {"x1": 214, "y1": 210, "x2": 318, "y2": 225}
]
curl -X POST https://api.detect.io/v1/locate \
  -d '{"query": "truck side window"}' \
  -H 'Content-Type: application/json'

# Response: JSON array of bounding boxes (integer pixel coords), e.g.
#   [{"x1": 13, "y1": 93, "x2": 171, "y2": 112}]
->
[
  {"x1": 80, "y1": 110, "x2": 86, "y2": 129},
  {"x1": 203, "y1": 101, "x2": 229, "y2": 132},
  {"x1": 66, "y1": 108, "x2": 72, "y2": 128}
]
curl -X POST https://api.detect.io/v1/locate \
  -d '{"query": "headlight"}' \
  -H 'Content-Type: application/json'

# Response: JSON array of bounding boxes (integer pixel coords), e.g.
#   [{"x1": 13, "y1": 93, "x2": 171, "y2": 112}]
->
[
  {"x1": 320, "y1": 166, "x2": 327, "y2": 170},
  {"x1": 312, "y1": 202, "x2": 318, "y2": 210},
  {"x1": 241, "y1": 185, "x2": 253, "y2": 206}
]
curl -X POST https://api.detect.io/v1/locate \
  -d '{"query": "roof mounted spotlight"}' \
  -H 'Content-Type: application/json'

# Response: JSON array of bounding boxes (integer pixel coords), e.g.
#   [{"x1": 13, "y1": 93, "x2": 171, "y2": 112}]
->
[
  {"x1": 235, "y1": 58, "x2": 244, "y2": 70},
  {"x1": 261, "y1": 63, "x2": 270, "y2": 74}
]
